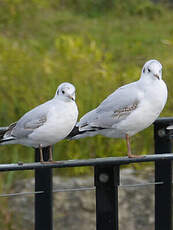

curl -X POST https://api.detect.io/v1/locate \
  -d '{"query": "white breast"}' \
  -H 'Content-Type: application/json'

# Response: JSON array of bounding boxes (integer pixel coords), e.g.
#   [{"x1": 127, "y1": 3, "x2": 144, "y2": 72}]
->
[
  {"x1": 28, "y1": 100, "x2": 78, "y2": 147},
  {"x1": 116, "y1": 79, "x2": 167, "y2": 137}
]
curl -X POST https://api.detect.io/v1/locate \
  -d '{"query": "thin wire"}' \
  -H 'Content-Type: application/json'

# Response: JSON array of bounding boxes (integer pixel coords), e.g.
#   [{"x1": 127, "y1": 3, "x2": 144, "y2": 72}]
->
[
  {"x1": 53, "y1": 187, "x2": 95, "y2": 193},
  {"x1": 119, "y1": 181, "x2": 164, "y2": 188},
  {"x1": 0, "y1": 190, "x2": 44, "y2": 197},
  {"x1": 0, "y1": 181, "x2": 165, "y2": 197},
  {"x1": 53, "y1": 181, "x2": 164, "y2": 193}
]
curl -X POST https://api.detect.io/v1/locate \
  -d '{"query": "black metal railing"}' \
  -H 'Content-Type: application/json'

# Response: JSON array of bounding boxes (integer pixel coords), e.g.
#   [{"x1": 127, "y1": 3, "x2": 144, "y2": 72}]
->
[{"x1": 0, "y1": 117, "x2": 173, "y2": 230}]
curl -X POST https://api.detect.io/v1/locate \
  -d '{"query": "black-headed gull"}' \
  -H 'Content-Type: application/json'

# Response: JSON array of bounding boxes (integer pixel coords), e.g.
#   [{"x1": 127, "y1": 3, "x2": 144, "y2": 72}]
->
[
  {"x1": 0, "y1": 82, "x2": 78, "y2": 162},
  {"x1": 68, "y1": 60, "x2": 167, "y2": 158}
]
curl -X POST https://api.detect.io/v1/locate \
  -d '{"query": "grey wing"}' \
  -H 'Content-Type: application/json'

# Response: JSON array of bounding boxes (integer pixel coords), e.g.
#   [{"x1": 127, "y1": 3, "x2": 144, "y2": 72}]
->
[
  {"x1": 11, "y1": 115, "x2": 47, "y2": 138},
  {"x1": 78, "y1": 82, "x2": 141, "y2": 131},
  {"x1": 97, "y1": 82, "x2": 139, "y2": 113},
  {"x1": 11, "y1": 102, "x2": 50, "y2": 138}
]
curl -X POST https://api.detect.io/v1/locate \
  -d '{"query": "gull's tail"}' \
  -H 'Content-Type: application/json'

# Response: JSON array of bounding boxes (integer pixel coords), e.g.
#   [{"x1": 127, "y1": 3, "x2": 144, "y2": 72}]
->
[
  {"x1": 67, "y1": 124, "x2": 105, "y2": 140},
  {"x1": 0, "y1": 123, "x2": 17, "y2": 145},
  {"x1": 0, "y1": 127, "x2": 8, "y2": 139},
  {"x1": 67, "y1": 108, "x2": 106, "y2": 139},
  {"x1": 67, "y1": 126, "x2": 87, "y2": 139}
]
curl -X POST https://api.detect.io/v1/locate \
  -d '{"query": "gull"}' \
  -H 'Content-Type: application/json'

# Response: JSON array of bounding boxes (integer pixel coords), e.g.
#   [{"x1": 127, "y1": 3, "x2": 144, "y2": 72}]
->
[
  {"x1": 68, "y1": 60, "x2": 167, "y2": 158},
  {"x1": 0, "y1": 82, "x2": 78, "y2": 162}
]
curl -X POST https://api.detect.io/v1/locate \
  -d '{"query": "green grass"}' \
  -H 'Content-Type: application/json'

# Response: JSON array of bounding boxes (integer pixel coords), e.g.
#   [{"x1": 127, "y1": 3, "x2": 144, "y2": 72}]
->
[{"x1": 0, "y1": 0, "x2": 173, "y2": 179}]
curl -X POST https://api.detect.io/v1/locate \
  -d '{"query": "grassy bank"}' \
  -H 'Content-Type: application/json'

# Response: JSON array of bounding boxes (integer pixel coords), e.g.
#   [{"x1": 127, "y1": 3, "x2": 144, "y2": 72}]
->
[{"x1": 0, "y1": 0, "x2": 173, "y2": 178}]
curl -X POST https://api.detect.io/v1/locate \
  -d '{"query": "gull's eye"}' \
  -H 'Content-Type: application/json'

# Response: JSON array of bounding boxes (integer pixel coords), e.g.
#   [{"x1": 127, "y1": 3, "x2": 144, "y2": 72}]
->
[
  {"x1": 148, "y1": 68, "x2": 151, "y2": 72},
  {"x1": 62, "y1": 90, "x2": 65, "y2": 94}
]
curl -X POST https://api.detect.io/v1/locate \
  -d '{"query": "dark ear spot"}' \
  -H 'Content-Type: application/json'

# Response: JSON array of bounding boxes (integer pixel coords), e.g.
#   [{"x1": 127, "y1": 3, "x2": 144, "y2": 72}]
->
[
  {"x1": 57, "y1": 90, "x2": 59, "y2": 95},
  {"x1": 143, "y1": 68, "x2": 145, "y2": 73}
]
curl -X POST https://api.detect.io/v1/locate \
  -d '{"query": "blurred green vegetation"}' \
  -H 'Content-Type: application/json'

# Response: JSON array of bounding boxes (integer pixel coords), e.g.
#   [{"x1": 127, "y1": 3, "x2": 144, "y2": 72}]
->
[{"x1": 0, "y1": 0, "x2": 173, "y2": 185}]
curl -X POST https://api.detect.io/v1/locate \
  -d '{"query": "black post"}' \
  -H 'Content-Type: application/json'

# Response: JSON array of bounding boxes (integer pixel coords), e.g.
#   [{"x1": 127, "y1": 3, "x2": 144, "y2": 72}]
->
[
  {"x1": 94, "y1": 165, "x2": 119, "y2": 230},
  {"x1": 154, "y1": 118, "x2": 172, "y2": 230},
  {"x1": 35, "y1": 147, "x2": 53, "y2": 230}
]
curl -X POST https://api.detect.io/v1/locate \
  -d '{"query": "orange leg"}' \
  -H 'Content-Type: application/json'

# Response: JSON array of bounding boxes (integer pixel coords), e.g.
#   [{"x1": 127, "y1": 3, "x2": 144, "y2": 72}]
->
[
  {"x1": 48, "y1": 145, "x2": 53, "y2": 162},
  {"x1": 125, "y1": 134, "x2": 144, "y2": 158},
  {"x1": 39, "y1": 144, "x2": 44, "y2": 162}
]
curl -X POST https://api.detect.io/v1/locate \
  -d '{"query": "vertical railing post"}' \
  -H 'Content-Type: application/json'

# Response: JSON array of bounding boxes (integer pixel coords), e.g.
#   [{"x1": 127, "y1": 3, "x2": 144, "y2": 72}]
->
[
  {"x1": 154, "y1": 118, "x2": 172, "y2": 230},
  {"x1": 94, "y1": 165, "x2": 119, "y2": 230},
  {"x1": 35, "y1": 147, "x2": 53, "y2": 230}
]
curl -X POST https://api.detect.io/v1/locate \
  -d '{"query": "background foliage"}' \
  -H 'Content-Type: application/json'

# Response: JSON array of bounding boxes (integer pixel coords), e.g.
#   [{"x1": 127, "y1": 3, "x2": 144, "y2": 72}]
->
[{"x1": 0, "y1": 0, "x2": 173, "y2": 178}]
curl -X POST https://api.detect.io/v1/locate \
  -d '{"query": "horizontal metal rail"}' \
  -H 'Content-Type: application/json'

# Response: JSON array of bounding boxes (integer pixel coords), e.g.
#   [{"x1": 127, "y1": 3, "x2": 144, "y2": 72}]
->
[{"x1": 0, "y1": 153, "x2": 173, "y2": 172}]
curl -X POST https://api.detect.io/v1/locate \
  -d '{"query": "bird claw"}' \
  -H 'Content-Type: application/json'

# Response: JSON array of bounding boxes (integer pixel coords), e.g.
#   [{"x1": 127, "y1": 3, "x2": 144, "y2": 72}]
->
[
  {"x1": 128, "y1": 154, "x2": 146, "y2": 158},
  {"x1": 39, "y1": 160, "x2": 64, "y2": 164}
]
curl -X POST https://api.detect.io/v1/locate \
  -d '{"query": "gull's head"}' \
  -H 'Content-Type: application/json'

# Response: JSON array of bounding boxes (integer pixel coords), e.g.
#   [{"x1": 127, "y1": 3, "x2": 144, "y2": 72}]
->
[
  {"x1": 141, "y1": 59, "x2": 162, "y2": 81},
  {"x1": 55, "y1": 82, "x2": 76, "y2": 101}
]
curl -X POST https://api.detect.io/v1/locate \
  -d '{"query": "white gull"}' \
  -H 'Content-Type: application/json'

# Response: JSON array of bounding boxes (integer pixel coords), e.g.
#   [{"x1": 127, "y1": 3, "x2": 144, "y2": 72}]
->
[
  {"x1": 0, "y1": 82, "x2": 78, "y2": 162},
  {"x1": 68, "y1": 60, "x2": 167, "y2": 158}
]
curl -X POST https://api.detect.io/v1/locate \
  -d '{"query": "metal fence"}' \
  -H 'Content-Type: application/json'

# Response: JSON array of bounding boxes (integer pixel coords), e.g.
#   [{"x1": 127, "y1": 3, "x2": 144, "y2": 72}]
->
[{"x1": 0, "y1": 117, "x2": 173, "y2": 230}]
